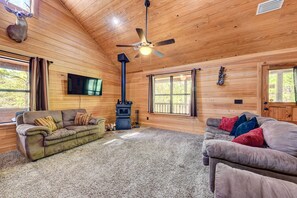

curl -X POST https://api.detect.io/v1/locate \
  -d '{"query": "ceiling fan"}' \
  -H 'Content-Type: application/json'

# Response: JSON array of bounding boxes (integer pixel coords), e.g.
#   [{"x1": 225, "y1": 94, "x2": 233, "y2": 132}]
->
[{"x1": 116, "y1": 0, "x2": 175, "y2": 58}]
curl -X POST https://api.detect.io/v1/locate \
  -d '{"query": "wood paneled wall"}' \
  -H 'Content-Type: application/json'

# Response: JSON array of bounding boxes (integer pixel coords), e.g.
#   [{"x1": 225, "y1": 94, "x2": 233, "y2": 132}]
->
[
  {"x1": 0, "y1": 0, "x2": 120, "y2": 153},
  {"x1": 61, "y1": 0, "x2": 297, "y2": 73},
  {"x1": 127, "y1": 48, "x2": 297, "y2": 134},
  {"x1": 0, "y1": 124, "x2": 17, "y2": 153}
]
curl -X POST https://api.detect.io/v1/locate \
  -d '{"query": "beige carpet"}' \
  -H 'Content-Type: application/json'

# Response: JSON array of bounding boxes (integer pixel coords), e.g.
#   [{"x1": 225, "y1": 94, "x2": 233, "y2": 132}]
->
[{"x1": 0, "y1": 127, "x2": 212, "y2": 198}]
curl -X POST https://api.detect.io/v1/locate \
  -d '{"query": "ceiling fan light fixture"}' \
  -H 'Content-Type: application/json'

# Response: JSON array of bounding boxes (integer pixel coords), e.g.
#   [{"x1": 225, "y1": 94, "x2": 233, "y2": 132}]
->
[{"x1": 139, "y1": 46, "x2": 152, "y2": 55}]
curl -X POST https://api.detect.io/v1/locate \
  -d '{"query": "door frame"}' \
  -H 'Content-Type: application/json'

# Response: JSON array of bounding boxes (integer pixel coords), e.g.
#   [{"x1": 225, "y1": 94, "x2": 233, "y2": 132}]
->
[{"x1": 260, "y1": 63, "x2": 297, "y2": 119}]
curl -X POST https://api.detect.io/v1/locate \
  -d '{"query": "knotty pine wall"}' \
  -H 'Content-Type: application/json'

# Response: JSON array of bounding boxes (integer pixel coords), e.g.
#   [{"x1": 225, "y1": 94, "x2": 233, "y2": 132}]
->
[
  {"x1": 127, "y1": 48, "x2": 297, "y2": 134},
  {"x1": 0, "y1": 0, "x2": 120, "y2": 153}
]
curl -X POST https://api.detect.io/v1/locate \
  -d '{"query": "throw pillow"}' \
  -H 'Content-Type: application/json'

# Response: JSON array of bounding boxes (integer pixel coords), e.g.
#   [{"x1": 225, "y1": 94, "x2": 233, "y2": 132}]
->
[
  {"x1": 235, "y1": 117, "x2": 259, "y2": 138},
  {"x1": 262, "y1": 121, "x2": 297, "y2": 157},
  {"x1": 232, "y1": 128, "x2": 264, "y2": 147},
  {"x1": 34, "y1": 116, "x2": 58, "y2": 133},
  {"x1": 218, "y1": 116, "x2": 239, "y2": 132},
  {"x1": 230, "y1": 114, "x2": 247, "y2": 136},
  {"x1": 74, "y1": 112, "x2": 92, "y2": 126}
]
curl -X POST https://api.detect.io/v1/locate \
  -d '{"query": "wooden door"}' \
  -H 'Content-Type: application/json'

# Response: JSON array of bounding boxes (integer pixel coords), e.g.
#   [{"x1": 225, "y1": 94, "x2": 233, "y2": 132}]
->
[{"x1": 262, "y1": 64, "x2": 297, "y2": 123}]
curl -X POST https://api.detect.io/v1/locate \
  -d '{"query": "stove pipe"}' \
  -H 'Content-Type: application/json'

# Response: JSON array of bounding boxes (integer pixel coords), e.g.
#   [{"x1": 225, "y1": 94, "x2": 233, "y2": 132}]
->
[{"x1": 118, "y1": 53, "x2": 130, "y2": 103}]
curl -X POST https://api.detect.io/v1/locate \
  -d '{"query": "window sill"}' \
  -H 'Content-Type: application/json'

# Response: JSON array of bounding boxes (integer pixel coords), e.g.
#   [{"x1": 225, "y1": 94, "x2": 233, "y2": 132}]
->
[
  {"x1": 0, "y1": 122, "x2": 16, "y2": 127},
  {"x1": 150, "y1": 113, "x2": 194, "y2": 118}
]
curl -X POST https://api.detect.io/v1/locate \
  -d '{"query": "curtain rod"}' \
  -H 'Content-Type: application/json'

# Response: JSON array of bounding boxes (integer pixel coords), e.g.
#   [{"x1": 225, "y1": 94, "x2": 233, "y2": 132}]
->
[
  {"x1": 146, "y1": 68, "x2": 201, "y2": 77},
  {"x1": 0, "y1": 49, "x2": 54, "y2": 64}
]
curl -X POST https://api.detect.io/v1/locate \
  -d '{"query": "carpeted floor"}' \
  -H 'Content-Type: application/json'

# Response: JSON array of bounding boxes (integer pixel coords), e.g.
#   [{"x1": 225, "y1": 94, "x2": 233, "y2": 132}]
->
[{"x1": 0, "y1": 127, "x2": 212, "y2": 198}]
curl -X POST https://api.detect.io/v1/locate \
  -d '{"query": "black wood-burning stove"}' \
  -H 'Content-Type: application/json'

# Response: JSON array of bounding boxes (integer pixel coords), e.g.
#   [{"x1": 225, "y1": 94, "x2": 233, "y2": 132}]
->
[{"x1": 116, "y1": 53, "x2": 132, "y2": 130}]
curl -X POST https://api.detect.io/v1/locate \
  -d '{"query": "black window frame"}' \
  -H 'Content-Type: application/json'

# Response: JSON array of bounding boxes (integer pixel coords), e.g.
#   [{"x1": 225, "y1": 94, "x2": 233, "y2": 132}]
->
[
  {"x1": 153, "y1": 73, "x2": 191, "y2": 115},
  {"x1": 0, "y1": 59, "x2": 30, "y2": 124}
]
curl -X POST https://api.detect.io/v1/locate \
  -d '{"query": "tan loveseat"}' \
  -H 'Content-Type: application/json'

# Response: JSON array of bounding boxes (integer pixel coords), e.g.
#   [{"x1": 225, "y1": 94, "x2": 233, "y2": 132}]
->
[{"x1": 16, "y1": 109, "x2": 105, "y2": 161}]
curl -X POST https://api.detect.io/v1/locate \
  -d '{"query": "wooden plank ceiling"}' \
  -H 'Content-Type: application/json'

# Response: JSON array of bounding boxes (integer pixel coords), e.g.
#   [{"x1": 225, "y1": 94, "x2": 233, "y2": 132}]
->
[{"x1": 60, "y1": 0, "x2": 297, "y2": 73}]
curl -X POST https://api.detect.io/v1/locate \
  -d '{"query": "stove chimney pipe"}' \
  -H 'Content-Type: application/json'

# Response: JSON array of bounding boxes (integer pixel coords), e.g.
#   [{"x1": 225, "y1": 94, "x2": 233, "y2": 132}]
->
[{"x1": 118, "y1": 53, "x2": 130, "y2": 103}]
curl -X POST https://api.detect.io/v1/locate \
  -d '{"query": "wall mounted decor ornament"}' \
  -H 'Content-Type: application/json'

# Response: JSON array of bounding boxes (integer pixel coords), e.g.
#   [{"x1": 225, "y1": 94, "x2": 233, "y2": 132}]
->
[
  {"x1": 4, "y1": 2, "x2": 33, "y2": 43},
  {"x1": 217, "y1": 66, "x2": 226, "y2": 86}
]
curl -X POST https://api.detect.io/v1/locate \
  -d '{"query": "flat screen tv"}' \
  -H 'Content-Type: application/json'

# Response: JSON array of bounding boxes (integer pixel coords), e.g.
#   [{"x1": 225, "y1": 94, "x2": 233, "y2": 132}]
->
[{"x1": 68, "y1": 73, "x2": 103, "y2": 96}]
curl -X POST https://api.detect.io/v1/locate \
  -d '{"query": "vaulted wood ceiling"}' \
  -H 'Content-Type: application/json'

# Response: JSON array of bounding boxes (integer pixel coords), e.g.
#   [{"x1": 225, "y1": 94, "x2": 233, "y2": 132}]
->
[{"x1": 61, "y1": 0, "x2": 297, "y2": 73}]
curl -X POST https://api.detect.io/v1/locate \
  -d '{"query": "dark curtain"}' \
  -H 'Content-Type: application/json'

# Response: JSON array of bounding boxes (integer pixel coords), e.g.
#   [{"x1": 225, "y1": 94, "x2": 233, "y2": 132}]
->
[
  {"x1": 190, "y1": 69, "x2": 197, "y2": 117},
  {"x1": 29, "y1": 57, "x2": 50, "y2": 111},
  {"x1": 294, "y1": 67, "x2": 297, "y2": 103},
  {"x1": 148, "y1": 74, "x2": 154, "y2": 113}
]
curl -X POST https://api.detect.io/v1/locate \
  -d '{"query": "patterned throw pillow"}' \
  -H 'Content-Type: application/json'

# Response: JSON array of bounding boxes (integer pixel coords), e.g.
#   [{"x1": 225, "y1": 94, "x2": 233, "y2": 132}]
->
[
  {"x1": 74, "y1": 112, "x2": 92, "y2": 126},
  {"x1": 218, "y1": 116, "x2": 239, "y2": 132},
  {"x1": 232, "y1": 128, "x2": 264, "y2": 147},
  {"x1": 34, "y1": 116, "x2": 58, "y2": 133}
]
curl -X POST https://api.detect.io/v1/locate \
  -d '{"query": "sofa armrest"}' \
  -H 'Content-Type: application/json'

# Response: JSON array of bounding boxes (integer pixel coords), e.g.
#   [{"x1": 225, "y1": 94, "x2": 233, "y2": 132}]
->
[
  {"x1": 16, "y1": 124, "x2": 50, "y2": 137},
  {"x1": 205, "y1": 140, "x2": 297, "y2": 176},
  {"x1": 206, "y1": 118, "x2": 221, "y2": 127},
  {"x1": 215, "y1": 163, "x2": 297, "y2": 198},
  {"x1": 89, "y1": 117, "x2": 106, "y2": 125}
]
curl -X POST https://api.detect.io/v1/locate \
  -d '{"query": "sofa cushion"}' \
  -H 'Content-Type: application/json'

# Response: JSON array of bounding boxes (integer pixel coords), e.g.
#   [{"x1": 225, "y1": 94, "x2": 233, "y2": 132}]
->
[
  {"x1": 202, "y1": 132, "x2": 234, "y2": 166},
  {"x1": 204, "y1": 132, "x2": 234, "y2": 141},
  {"x1": 261, "y1": 121, "x2": 297, "y2": 157},
  {"x1": 230, "y1": 114, "x2": 247, "y2": 136},
  {"x1": 23, "y1": 110, "x2": 63, "y2": 129},
  {"x1": 62, "y1": 109, "x2": 87, "y2": 127},
  {"x1": 256, "y1": 117, "x2": 276, "y2": 126},
  {"x1": 205, "y1": 126, "x2": 230, "y2": 135},
  {"x1": 218, "y1": 116, "x2": 238, "y2": 132},
  {"x1": 66, "y1": 125, "x2": 99, "y2": 132},
  {"x1": 44, "y1": 134, "x2": 77, "y2": 146},
  {"x1": 235, "y1": 117, "x2": 258, "y2": 137},
  {"x1": 232, "y1": 128, "x2": 264, "y2": 147},
  {"x1": 45, "y1": 128, "x2": 76, "y2": 141}
]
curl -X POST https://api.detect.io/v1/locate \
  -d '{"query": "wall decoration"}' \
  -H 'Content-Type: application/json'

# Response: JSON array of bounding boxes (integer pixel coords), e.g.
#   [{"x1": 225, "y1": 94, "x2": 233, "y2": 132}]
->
[
  {"x1": 3, "y1": 3, "x2": 33, "y2": 43},
  {"x1": 217, "y1": 66, "x2": 226, "y2": 86}
]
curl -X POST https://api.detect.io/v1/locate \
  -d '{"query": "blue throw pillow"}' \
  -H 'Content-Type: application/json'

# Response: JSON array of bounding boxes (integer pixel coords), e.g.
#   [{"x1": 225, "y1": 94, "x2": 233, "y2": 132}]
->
[
  {"x1": 230, "y1": 114, "x2": 247, "y2": 136},
  {"x1": 235, "y1": 117, "x2": 259, "y2": 138}
]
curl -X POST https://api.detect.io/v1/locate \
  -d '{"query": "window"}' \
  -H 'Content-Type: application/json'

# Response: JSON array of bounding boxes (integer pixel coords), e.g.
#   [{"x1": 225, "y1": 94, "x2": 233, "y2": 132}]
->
[
  {"x1": 153, "y1": 73, "x2": 192, "y2": 115},
  {"x1": 268, "y1": 68, "x2": 295, "y2": 102},
  {"x1": 7, "y1": 0, "x2": 31, "y2": 12},
  {"x1": 0, "y1": 59, "x2": 29, "y2": 123},
  {"x1": 0, "y1": 0, "x2": 39, "y2": 16}
]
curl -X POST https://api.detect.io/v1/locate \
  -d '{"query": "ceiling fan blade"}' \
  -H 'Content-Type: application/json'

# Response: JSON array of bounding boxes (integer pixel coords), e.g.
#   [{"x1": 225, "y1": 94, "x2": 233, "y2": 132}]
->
[
  {"x1": 136, "y1": 28, "x2": 147, "y2": 43},
  {"x1": 116, "y1": 44, "x2": 135, "y2": 47},
  {"x1": 135, "y1": 53, "x2": 140, "y2": 58},
  {"x1": 153, "y1": 49, "x2": 164, "y2": 58},
  {"x1": 154, "y1": 39, "x2": 175, "y2": 46}
]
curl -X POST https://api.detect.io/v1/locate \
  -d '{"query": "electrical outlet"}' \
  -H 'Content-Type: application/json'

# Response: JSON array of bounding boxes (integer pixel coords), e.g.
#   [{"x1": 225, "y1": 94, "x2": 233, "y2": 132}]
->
[
  {"x1": 147, "y1": 117, "x2": 149, "y2": 120},
  {"x1": 234, "y1": 99, "x2": 243, "y2": 104}
]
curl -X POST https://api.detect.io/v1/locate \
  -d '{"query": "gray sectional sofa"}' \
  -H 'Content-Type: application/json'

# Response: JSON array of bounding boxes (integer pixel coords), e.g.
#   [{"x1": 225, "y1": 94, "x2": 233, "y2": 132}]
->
[
  {"x1": 16, "y1": 109, "x2": 106, "y2": 161},
  {"x1": 203, "y1": 112, "x2": 297, "y2": 192}
]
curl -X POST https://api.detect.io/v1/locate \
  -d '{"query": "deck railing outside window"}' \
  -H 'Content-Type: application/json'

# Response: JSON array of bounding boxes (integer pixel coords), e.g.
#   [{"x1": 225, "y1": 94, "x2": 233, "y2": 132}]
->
[
  {"x1": 154, "y1": 103, "x2": 190, "y2": 115},
  {"x1": 153, "y1": 73, "x2": 192, "y2": 115}
]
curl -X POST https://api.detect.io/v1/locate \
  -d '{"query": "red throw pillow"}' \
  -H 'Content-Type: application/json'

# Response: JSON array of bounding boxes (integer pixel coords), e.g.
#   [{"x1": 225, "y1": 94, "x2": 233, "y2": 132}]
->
[
  {"x1": 232, "y1": 128, "x2": 264, "y2": 147},
  {"x1": 218, "y1": 116, "x2": 238, "y2": 132}
]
